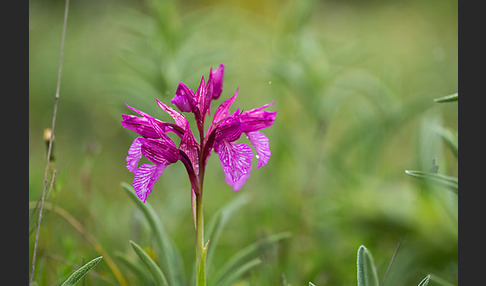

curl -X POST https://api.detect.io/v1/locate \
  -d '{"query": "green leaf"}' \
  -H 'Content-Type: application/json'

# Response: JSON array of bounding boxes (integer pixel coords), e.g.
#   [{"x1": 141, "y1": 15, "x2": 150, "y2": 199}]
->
[
  {"x1": 60, "y1": 256, "x2": 103, "y2": 286},
  {"x1": 121, "y1": 182, "x2": 185, "y2": 286},
  {"x1": 405, "y1": 170, "x2": 458, "y2": 194},
  {"x1": 357, "y1": 245, "x2": 379, "y2": 286},
  {"x1": 114, "y1": 252, "x2": 153, "y2": 285},
  {"x1": 433, "y1": 93, "x2": 458, "y2": 103},
  {"x1": 216, "y1": 258, "x2": 261, "y2": 286},
  {"x1": 197, "y1": 240, "x2": 210, "y2": 286},
  {"x1": 435, "y1": 127, "x2": 458, "y2": 158},
  {"x1": 205, "y1": 193, "x2": 249, "y2": 273},
  {"x1": 429, "y1": 274, "x2": 455, "y2": 286},
  {"x1": 309, "y1": 282, "x2": 316, "y2": 286},
  {"x1": 130, "y1": 240, "x2": 169, "y2": 286},
  {"x1": 213, "y1": 232, "x2": 292, "y2": 285},
  {"x1": 418, "y1": 274, "x2": 430, "y2": 286}
]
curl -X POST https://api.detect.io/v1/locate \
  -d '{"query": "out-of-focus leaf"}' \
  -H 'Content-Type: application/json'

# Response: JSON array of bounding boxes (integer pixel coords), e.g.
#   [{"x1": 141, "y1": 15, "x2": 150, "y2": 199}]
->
[
  {"x1": 60, "y1": 256, "x2": 103, "y2": 286},
  {"x1": 114, "y1": 252, "x2": 153, "y2": 285},
  {"x1": 405, "y1": 170, "x2": 458, "y2": 194},
  {"x1": 435, "y1": 127, "x2": 458, "y2": 158},
  {"x1": 130, "y1": 240, "x2": 169, "y2": 286},
  {"x1": 205, "y1": 193, "x2": 249, "y2": 273},
  {"x1": 121, "y1": 182, "x2": 185, "y2": 286},
  {"x1": 418, "y1": 274, "x2": 430, "y2": 286},
  {"x1": 357, "y1": 245, "x2": 379, "y2": 286},
  {"x1": 434, "y1": 93, "x2": 458, "y2": 103},
  {"x1": 212, "y1": 232, "x2": 291, "y2": 286},
  {"x1": 309, "y1": 282, "x2": 316, "y2": 286},
  {"x1": 216, "y1": 258, "x2": 261, "y2": 286}
]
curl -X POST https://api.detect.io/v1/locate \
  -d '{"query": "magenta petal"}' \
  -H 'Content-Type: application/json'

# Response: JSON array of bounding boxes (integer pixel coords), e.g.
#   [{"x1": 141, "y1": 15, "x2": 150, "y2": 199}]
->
[
  {"x1": 241, "y1": 103, "x2": 276, "y2": 133},
  {"x1": 126, "y1": 137, "x2": 143, "y2": 173},
  {"x1": 246, "y1": 131, "x2": 271, "y2": 168},
  {"x1": 171, "y1": 82, "x2": 196, "y2": 113},
  {"x1": 133, "y1": 163, "x2": 166, "y2": 202},
  {"x1": 156, "y1": 99, "x2": 189, "y2": 128},
  {"x1": 210, "y1": 64, "x2": 224, "y2": 100},
  {"x1": 216, "y1": 140, "x2": 253, "y2": 191},
  {"x1": 141, "y1": 138, "x2": 179, "y2": 165},
  {"x1": 213, "y1": 89, "x2": 238, "y2": 125}
]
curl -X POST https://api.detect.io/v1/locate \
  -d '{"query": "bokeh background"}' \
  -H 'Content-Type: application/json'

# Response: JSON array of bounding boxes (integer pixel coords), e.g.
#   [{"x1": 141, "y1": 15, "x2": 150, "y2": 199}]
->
[{"x1": 29, "y1": 0, "x2": 458, "y2": 285}]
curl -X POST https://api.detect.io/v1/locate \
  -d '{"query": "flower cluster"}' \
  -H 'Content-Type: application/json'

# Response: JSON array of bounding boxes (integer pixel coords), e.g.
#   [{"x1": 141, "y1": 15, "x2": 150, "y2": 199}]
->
[{"x1": 121, "y1": 64, "x2": 276, "y2": 202}]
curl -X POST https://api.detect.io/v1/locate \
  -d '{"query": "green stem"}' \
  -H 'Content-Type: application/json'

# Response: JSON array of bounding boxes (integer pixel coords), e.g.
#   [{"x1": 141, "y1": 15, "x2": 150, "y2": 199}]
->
[
  {"x1": 196, "y1": 123, "x2": 207, "y2": 286},
  {"x1": 196, "y1": 193, "x2": 206, "y2": 286}
]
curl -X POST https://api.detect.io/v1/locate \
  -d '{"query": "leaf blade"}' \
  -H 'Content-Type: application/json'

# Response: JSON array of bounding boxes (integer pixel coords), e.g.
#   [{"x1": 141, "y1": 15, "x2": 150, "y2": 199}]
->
[
  {"x1": 60, "y1": 256, "x2": 103, "y2": 286},
  {"x1": 130, "y1": 240, "x2": 169, "y2": 286},
  {"x1": 357, "y1": 245, "x2": 379, "y2": 286}
]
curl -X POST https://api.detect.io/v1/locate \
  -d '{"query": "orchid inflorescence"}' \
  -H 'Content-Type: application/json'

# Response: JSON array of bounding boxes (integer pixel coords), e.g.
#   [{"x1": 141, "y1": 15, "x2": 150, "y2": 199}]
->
[{"x1": 121, "y1": 64, "x2": 276, "y2": 203}]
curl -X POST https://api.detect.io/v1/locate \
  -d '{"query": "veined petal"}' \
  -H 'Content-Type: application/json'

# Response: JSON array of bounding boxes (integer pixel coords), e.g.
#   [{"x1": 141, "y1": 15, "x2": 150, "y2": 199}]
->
[
  {"x1": 126, "y1": 137, "x2": 143, "y2": 173},
  {"x1": 213, "y1": 89, "x2": 238, "y2": 125},
  {"x1": 214, "y1": 110, "x2": 243, "y2": 143},
  {"x1": 215, "y1": 140, "x2": 253, "y2": 191},
  {"x1": 210, "y1": 64, "x2": 224, "y2": 100},
  {"x1": 241, "y1": 102, "x2": 276, "y2": 133},
  {"x1": 141, "y1": 138, "x2": 179, "y2": 165},
  {"x1": 246, "y1": 131, "x2": 271, "y2": 168},
  {"x1": 195, "y1": 76, "x2": 207, "y2": 116},
  {"x1": 133, "y1": 163, "x2": 166, "y2": 202},
  {"x1": 171, "y1": 82, "x2": 196, "y2": 113},
  {"x1": 122, "y1": 114, "x2": 160, "y2": 139},
  {"x1": 156, "y1": 99, "x2": 189, "y2": 128}
]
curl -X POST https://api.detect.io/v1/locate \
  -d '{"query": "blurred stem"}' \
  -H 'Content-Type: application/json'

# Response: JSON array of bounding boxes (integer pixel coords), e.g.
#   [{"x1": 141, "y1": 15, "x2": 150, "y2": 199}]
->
[{"x1": 196, "y1": 193, "x2": 206, "y2": 286}]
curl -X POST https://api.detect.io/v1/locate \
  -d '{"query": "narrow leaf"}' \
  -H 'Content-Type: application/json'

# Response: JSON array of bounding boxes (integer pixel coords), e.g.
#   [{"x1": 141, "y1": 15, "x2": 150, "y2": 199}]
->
[
  {"x1": 60, "y1": 256, "x2": 103, "y2": 286},
  {"x1": 197, "y1": 240, "x2": 210, "y2": 286},
  {"x1": 122, "y1": 182, "x2": 185, "y2": 285},
  {"x1": 205, "y1": 193, "x2": 249, "y2": 272},
  {"x1": 357, "y1": 245, "x2": 379, "y2": 286},
  {"x1": 435, "y1": 127, "x2": 458, "y2": 158},
  {"x1": 309, "y1": 282, "x2": 316, "y2": 286},
  {"x1": 114, "y1": 252, "x2": 153, "y2": 285},
  {"x1": 405, "y1": 170, "x2": 458, "y2": 193},
  {"x1": 418, "y1": 274, "x2": 430, "y2": 286},
  {"x1": 433, "y1": 93, "x2": 458, "y2": 103},
  {"x1": 130, "y1": 240, "x2": 169, "y2": 286},
  {"x1": 213, "y1": 232, "x2": 291, "y2": 285},
  {"x1": 217, "y1": 258, "x2": 261, "y2": 286}
]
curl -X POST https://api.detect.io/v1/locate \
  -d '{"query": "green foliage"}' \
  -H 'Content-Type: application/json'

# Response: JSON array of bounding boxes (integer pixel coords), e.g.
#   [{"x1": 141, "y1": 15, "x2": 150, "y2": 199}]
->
[
  {"x1": 130, "y1": 240, "x2": 169, "y2": 286},
  {"x1": 212, "y1": 232, "x2": 291, "y2": 285},
  {"x1": 121, "y1": 182, "x2": 185, "y2": 286},
  {"x1": 60, "y1": 256, "x2": 103, "y2": 286},
  {"x1": 356, "y1": 245, "x2": 379, "y2": 286},
  {"x1": 418, "y1": 275, "x2": 430, "y2": 286},
  {"x1": 433, "y1": 93, "x2": 458, "y2": 103},
  {"x1": 404, "y1": 170, "x2": 458, "y2": 193}
]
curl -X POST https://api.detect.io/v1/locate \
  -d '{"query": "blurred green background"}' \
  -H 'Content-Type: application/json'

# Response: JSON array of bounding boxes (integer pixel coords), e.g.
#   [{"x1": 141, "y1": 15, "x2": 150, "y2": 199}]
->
[{"x1": 29, "y1": 0, "x2": 457, "y2": 285}]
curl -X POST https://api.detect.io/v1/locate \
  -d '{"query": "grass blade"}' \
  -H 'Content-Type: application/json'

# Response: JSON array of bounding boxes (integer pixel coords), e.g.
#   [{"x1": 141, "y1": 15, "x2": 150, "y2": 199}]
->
[
  {"x1": 405, "y1": 170, "x2": 458, "y2": 193},
  {"x1": 114, "y1": 252, "x2": 153, "y2": 285},
  {"x1": 418, "y1": 274, "x2": 430, "y2": 286},
  {"x1": 213, "y1": 232, "x2": 291, "y2": 285},
  {"x1": 433, "y1": 93, "x2": 458, "y2": 103},
  {"x1": 357, "y1": 245, "x2": 379, "y2": 286},
  {"x1": 121, "y1": 182, "x2": 185, "y2": 285},
  {"x1": 197, "y1": 240, "x2": 210, "y2": 286},
  {"x1": 130, "y1": 240, "x2": 169, "y2": 286},
  {"x1": 60, "y1": 256, "x2": 103, "y2": 286},
  {"x1": 435, "y1": 127, "x2": 458, "y2": 158},
  {"x1": 205, "y1": 193, "x2": 249, "y2": 273},
  {"x1": 217, "y1": 258, "x2": 261, "y2": 286}
]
